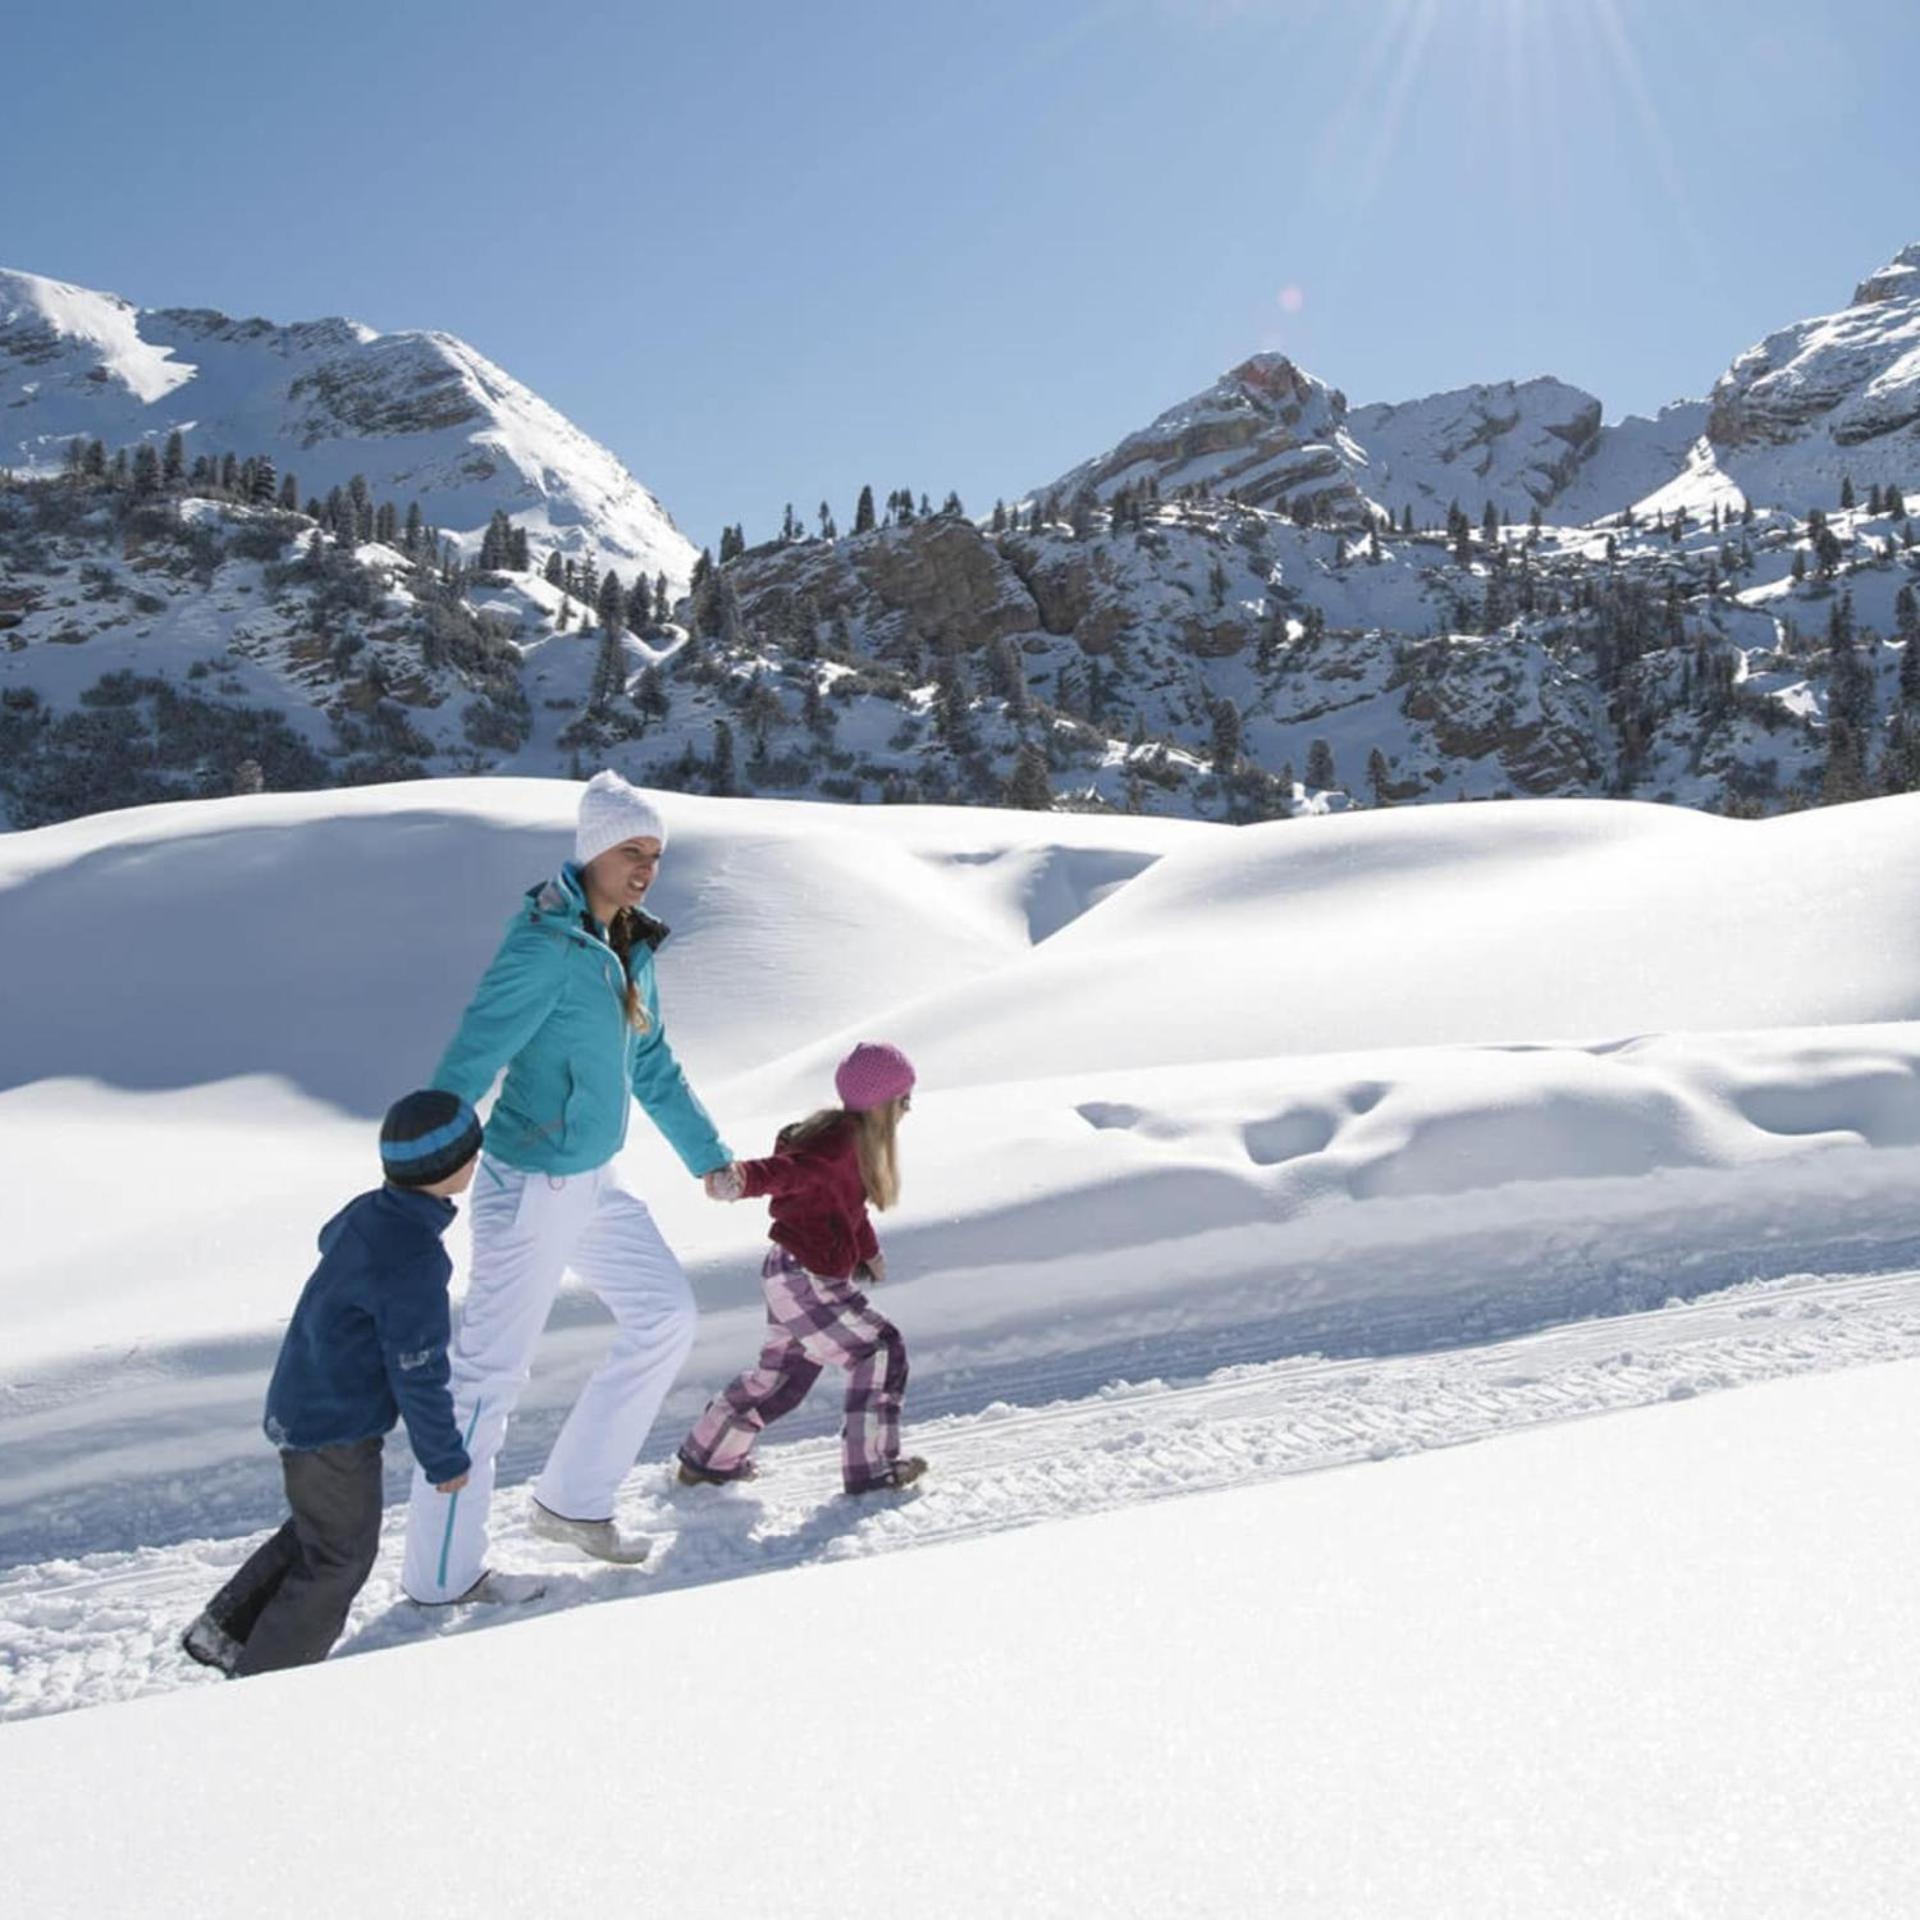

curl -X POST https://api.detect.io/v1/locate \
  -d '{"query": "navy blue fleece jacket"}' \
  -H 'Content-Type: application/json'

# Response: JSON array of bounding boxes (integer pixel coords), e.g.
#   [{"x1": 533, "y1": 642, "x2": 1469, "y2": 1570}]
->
[{"x1": 262, "y1": 1184, "x2": 470, "y2": 1485}]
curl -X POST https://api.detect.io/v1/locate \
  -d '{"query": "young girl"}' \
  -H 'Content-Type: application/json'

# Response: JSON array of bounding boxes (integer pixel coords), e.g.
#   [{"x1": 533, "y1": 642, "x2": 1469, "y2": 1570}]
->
[{"x1": 677, "y1": 1042, "x2": 925, "y2": 1495}]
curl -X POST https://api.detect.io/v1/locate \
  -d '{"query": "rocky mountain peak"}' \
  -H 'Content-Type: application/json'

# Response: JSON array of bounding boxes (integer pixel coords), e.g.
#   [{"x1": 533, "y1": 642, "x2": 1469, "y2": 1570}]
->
[{"x1": 1852, "y1": 244, "x2": 1920, "y2": 308}]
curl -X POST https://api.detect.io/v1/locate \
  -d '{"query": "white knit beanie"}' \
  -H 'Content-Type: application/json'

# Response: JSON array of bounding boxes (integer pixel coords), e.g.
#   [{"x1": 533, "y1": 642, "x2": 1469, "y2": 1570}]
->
[{"x1": 575, "y1": 770, "x2": 668, "y2": 870}]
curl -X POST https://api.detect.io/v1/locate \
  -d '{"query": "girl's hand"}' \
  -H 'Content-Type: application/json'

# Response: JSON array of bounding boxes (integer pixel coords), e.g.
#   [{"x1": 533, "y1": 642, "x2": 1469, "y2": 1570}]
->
[
  {"x1": 862, "y1": 1253, "x2": 887, "y2": 1286},
  {"x1": 436, "y1": 1472, "x2": 470, "y2": 1494},
  {"x1": 704, "y1": 1163, "x2": 745, "y2": 1202}
]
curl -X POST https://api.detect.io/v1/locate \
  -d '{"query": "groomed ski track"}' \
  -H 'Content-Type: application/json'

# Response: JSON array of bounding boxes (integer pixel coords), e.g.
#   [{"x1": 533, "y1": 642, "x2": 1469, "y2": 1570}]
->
[{"x1": 4, "y1": 1258, "x2": 1917, "y2": 1724}]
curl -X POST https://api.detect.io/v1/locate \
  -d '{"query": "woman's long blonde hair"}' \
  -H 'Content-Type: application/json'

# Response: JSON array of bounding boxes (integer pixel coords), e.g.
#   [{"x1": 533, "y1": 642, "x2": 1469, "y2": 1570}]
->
[
  {"x1": 605, "y1": 909, "x2": 654, "y2": 1035},
  {"x1": 782, "y1": 1101, "x2": 904, "y2": 1211}
]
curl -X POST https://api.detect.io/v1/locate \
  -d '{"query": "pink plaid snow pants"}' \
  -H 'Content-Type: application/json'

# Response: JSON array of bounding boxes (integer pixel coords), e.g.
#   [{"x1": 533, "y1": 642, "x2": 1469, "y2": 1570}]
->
[{"x1": 679, "y1": 1247, "x2": 909, "y2": 1493}]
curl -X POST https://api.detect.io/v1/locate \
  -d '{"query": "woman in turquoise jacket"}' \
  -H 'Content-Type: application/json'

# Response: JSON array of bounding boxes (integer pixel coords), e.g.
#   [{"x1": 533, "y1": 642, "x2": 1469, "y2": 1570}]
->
[{"x1": 401, "y1": 771, "x2": 733, "y2": 1604}]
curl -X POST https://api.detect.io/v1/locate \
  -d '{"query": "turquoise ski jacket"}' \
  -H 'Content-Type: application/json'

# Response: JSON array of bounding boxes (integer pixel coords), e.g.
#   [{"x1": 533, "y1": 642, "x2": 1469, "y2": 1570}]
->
[{"x1": 432, "y1": 865, "x2": 730, "y2": 1179}]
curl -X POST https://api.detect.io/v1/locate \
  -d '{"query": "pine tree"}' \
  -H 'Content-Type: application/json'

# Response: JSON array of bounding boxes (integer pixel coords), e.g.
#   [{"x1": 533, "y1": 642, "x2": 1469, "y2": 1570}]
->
[
  {"x1": 162, "y1": 431, "x2": 185, "y2": 486},
  {"x1": 1209, "y1": 698, "x2": 1242, "y2": 774},
  {"x1": 1839, "y1": 475, "x2": 1856, "y2": 511},
  {"x1": 935, "y1": 654, "x2": 975, "y2": 752},
  {"x1": 131, "y1": 444, "x2": 162, "y2": 495},
  {"x1": 509, "y1": 526, "x2": 530, "y2": 570},
  {"x1": 1367, "y1": 746, "x2": 1392, "y2": 806},
  {"x1": 1895, "y1": 584, "x2": 1919, "y2": 642},
  {"x1": 626, "y1": 574, "x2": 652, "y2": 633},
  {"x1": 709, "y1": 720, "x2": 737, "y2": 796},
  {"x1": 1004, "y1": 744, "x2": 1053, "y2": 811},
  {"x1": 854, "y1": 485, "x2": 876, "y2": 535},
  {"x1": 375, "y1": 502, "x2": 397, "y2": 545},
  {"x1": 1306, "y1": 737, "x2": 1336, "y2": 790},
  {"x1": 279, "y1": 474, "x2": 299, "y2": 512},
  {"x1": 636, "y1": 666, "x2": 671, "y2": 723},
  {"x1": 597, "y1": 568, "x2": 626, "y2": 639}
]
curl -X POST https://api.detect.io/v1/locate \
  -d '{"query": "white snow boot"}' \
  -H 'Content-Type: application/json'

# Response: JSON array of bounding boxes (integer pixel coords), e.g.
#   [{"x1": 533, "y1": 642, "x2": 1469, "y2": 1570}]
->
[
  {"x1": 529, "y1": 1499, "x2": 652, "y2": 1565},
  {"x1": 439, "y1": 1569, "x2": 549, "y2": 1607}
]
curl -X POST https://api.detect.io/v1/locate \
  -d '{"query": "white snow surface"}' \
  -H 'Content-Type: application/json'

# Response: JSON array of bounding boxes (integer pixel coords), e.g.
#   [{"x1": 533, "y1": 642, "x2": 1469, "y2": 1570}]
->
[
  {"x1": 4, "y1": 1358, "x2": 1919, "y2": 1917},
  {"x1": 0, "y1": 268, "x2": 697, "y2": 583},
  {"x1": 3, "y1": 778, "x2": 1919, "y2": 1910}
]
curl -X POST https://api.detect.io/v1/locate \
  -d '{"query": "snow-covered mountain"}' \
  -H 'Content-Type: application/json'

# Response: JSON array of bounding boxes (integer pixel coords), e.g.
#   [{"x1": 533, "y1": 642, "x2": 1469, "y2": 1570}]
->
[
  {"x1": 0, "y1": 268, "x2": 696, "y2": 584},
  {"x1": 1036, "y1": 353, "x2": 1377, "y2": 526},
  {"x1": 1704, "y1": 244, "x2": 1920, "y2": 511},
  {"x1": 1035, "y1": 244, "x2": 1920, "y2": 527},
  {"x1": 1, "y1": 250, "x2": 1915, "y2": 833}
]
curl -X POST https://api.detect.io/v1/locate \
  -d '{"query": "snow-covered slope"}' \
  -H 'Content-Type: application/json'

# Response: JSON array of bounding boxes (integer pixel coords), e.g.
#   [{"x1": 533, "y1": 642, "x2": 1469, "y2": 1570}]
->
[
  {"x1": 2, "y1": 780, "x2": 1916, "y2": 1548},
  {"x1": 3, "y1": 776, "x2": 1919, "y2": 1920},
  {"x1": 1346, "y1": 375, "x2": 1603, "y2": 522},
  {"x1": 0, "y1": 268, "x2": 696, "y2": 582},
  {"x1": 5, "y1": 1351, "x2": 1918, "y2": 1918}
]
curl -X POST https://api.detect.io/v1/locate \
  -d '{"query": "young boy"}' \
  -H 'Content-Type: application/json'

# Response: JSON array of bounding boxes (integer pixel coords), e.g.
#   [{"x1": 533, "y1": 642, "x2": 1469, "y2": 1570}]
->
[{"x1": 181, "y1": 1089, "x2": 490, "y2": 1678}]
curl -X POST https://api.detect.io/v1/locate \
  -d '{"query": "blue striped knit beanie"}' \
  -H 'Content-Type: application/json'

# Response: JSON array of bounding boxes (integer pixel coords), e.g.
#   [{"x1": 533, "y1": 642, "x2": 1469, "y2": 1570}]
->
[{"x1": 380, "y1": 1089, "x2": 483, "y2": 1188}]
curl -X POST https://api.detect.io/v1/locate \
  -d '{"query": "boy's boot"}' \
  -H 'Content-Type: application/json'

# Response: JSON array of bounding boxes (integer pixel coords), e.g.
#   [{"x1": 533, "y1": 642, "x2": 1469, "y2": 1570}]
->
[{"x1": 180, "y1": 1610, "x2": 244, "y2": 1677}]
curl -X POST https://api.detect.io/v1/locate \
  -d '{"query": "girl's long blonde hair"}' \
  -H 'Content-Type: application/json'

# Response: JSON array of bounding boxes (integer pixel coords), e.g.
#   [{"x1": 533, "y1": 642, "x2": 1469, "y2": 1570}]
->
[{"x1": 781, "y1": 1101, "x2": 904, "y2": 1211}]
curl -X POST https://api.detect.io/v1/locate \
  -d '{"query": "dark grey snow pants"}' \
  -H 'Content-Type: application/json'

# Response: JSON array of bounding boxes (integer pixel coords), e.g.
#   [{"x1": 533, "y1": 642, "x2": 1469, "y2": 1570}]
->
[{"x1": 206, "y1": 1435, "x2": 384, "y2": 1676}]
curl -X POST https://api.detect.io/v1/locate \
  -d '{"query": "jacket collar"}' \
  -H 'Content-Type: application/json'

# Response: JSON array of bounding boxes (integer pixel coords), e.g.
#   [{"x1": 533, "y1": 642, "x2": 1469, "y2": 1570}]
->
[
  {"x1": 379, "y1": 1184, "x2": 459, "y2": 1236},
  {"x1": 527, "y1": 864, "x2": 669, "y2": 950}
]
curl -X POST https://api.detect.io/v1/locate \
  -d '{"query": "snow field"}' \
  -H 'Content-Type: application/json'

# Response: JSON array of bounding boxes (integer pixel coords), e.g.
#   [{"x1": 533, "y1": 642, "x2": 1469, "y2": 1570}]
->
[{"x1": 4, "y1": 1357, "x2": 1918, "y2": 1916}]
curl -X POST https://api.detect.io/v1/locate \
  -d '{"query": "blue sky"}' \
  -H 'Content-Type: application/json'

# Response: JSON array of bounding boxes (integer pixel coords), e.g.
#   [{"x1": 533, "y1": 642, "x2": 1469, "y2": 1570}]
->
[{"x1": 9, "y1": 0, "x2": 1918, "y2": 551}]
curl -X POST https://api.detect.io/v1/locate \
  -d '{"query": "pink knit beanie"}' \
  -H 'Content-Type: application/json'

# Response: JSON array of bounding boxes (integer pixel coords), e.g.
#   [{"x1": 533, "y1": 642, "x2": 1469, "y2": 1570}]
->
[{"x1": 835, "y1": 1042, "x2": 917, "y2": 1112}]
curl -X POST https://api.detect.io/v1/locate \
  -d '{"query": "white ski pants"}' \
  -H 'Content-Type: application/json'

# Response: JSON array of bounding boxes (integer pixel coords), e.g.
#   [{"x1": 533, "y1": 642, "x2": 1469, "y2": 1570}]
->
[{"x1": 401, "y1": 1154, "x2": 697, "y2": 1602}]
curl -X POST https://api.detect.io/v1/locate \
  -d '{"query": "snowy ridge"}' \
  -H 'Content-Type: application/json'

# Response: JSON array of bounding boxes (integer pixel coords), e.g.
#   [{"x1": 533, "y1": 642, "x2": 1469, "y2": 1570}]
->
[
  {"x1": 1037, "y1": 243, "x2": 1920, "y2": 526},
  {"x1": 0, "y1": 267, "x2": 696, "y2": 582}
]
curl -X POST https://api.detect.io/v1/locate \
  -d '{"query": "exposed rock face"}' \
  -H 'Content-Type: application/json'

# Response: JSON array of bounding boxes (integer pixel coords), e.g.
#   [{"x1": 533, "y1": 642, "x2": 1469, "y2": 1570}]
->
[
  {"x1": 1703, "y1": 246, "x2": 1920, "y2": 503},
  {"x1": 729, "y1": 515, "x2": 1040, "y2": 656},
  {"x1": 1852, "y1": 245, "x2": 1920, "y2": 307},
  {"x1": 1037, "y1": 354, "x2": 1377, "y2": 526},
  {"x1": 1394, "y1": 638, "x2": 1605, "y2": 796}
]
